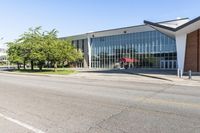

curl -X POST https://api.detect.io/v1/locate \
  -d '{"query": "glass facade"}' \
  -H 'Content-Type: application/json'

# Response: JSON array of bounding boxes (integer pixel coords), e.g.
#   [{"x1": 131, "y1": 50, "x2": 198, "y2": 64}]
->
[
  {"x1": 91, "y1": 30, "x2": 177, "y2": 69},
  {"x1": 72, "y1": 39, "x2": 86, "y2": 68}
]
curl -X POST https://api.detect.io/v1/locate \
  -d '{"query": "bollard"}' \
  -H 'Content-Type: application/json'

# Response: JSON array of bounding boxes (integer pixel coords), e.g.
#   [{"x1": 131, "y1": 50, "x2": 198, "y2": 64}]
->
[
  {"x1": 189, "y1": 70, "x2": 192, "y2": 80},
  {"x1": 177, "y1": 68, "x2": 180, "y2": 77},
  {"x1": 180, "y1": 69, "x2": 183, "y2": 78}
]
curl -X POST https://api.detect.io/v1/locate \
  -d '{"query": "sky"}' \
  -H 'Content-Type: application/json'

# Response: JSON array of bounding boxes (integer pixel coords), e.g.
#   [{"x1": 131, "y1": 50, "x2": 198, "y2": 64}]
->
[{"x1": 0, "y1": 0, "x2": 200, "y2": 48}]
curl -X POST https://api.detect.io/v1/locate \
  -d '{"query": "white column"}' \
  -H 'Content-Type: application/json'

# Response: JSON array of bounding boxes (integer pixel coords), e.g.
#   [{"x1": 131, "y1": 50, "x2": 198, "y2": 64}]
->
[
  {"x1": 175, "y1": 33, "x2": 187, "y2": 77},
  {"x1": 87, "y1": 36, "x2": 92, "y2": 69}
]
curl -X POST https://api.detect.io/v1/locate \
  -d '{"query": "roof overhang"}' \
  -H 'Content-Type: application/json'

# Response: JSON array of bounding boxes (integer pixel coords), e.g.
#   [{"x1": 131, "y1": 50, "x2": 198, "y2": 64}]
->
[{"x1": 144, "y1": 16, "x2": 200, "y2": 37}]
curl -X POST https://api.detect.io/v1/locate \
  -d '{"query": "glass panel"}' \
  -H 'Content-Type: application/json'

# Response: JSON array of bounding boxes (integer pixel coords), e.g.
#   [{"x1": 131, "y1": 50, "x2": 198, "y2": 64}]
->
[{"x1": 91, "y1": 30, "x2": 177, "y2": 69}]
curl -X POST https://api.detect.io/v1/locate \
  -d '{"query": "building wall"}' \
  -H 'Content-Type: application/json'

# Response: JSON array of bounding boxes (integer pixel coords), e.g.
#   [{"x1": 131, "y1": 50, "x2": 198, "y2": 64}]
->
[
  {"x1": 72, "y1": 39, "x2": 89, "y2": 68},
  {"x1": 198, "y1": 30, "x2": 200, "y2": 72},
  {"x1": 184, "y1": 29, "x2": 200, "y2": 72}
]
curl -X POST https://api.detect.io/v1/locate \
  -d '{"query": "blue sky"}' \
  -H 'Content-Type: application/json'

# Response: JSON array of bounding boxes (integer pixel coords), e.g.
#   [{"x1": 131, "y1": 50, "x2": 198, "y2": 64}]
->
[{"x1": 0, "y1": 0, "x2": 200, "y2": 48}]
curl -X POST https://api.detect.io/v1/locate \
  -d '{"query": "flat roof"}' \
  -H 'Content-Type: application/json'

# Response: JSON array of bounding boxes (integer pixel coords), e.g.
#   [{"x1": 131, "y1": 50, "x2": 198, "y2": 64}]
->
[
  {"x1": 92, "y1": 17, "x2": 189, "y2": 34},
  {"x1": 62, "y1": 17, "x2": 190, "y2": 40}
]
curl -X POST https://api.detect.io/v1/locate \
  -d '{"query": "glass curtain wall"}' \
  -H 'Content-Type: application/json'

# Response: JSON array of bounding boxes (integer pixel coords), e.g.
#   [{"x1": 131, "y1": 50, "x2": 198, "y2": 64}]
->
[
  {"x1": 72, "y1": 40, "x2": 85, "y2": 68},
  {"x1": 91, "y1": 30, "x2": 177, "y2": 69}
]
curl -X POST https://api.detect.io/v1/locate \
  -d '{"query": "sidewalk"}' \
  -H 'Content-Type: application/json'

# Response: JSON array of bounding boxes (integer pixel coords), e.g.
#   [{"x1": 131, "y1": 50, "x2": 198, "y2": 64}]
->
[
  {"x1": 1, "y1": 69, "x2": 200, "y2": 87},
  {"x1": 73, "y1": 68, "x2": 200, "y2": 86},
  {"x1": 120, "y1": 69, "x2": 200, "y2": 86},
  {"x1": 67, "y1": 69, "x2": 200, "y2": 87}
]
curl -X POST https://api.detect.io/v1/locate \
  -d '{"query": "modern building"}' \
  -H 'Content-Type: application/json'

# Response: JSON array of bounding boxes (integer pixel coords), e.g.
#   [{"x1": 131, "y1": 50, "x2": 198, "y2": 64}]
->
[{"x1": 63, "y1": 16, "x2": 200, "y2": 76}]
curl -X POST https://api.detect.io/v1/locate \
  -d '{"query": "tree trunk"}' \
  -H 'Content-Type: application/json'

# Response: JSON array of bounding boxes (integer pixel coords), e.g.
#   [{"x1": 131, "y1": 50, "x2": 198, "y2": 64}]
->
[
  {"x1": 17, "y1": 63, "x2": 20, "y2": 70},
  {"x1": 23, "y1": 60, "x2": 26, "y2": 70},
  {"x1": 54, "y1": 62, "x2": 57, "y2": 72},
  {"x1": 38, "y1": 61, "x2": 43, "y2": 71},
  {"x1": 47, "y1": 61, "x2": 50, "y2": 68},
  {"x1": 39, "y1": 65, "x2": 42, "y2": 71},
  {"x1": 31, "y1": 61, "x2": 34, "y2": 71},
  {"x1": 62, "y1": 61, "x2": 65, "y2": 68}
]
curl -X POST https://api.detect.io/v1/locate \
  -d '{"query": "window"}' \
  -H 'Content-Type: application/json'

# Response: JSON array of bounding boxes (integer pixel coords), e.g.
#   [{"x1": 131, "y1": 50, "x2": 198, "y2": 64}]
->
[
  {"x1": 77, "y1": 40, "x2": 79, "y2": 50},
  {"x1": 100, "y1": 37, "x2": 105, "y2": 42},
  {"x1": 82, "y1": 39, "x2": 85, "y2": 52},
  {"x1": 165, "y1": 61, "x2": 168, "y2": 69},
  {"x1": 169, "y1": 61, "x2": 172, "y2": 69},
  {"x1": 91, "y1": 31, "x2": 177, "y2": 69},
  {"x1": 173, "y1": 61, "x2": 177, "y2": 69}
]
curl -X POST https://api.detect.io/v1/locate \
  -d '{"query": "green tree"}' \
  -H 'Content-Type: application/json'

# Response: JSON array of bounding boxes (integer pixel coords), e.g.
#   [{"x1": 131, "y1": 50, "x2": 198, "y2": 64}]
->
[
  {"x1": 7, "y1": 41, "x2": 23, "y2": 70},
  {"x1": 19, "y1": 27, "x2": 45, "y2": 70},
  {"x1": 44, "y1": 33, "x2": 83, "y2": 72},
  {"x1": 7, "y1": 27, "x2": 83, "y2": 71}
]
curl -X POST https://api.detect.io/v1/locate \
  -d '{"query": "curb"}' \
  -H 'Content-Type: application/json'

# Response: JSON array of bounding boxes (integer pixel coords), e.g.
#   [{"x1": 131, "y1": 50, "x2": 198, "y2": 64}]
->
[
  {"x1": 0, "y1": 71, "x2": 51, "y2": 77},
  {"x1": 120, "y1": 70, "x2": 173, "y2": 81},
  {"x1": 0, "y1": 71, "x2": 77, "y2": 78},
  {"x1": 0, "y1": 70, "x2": 172, "y2": 82}
]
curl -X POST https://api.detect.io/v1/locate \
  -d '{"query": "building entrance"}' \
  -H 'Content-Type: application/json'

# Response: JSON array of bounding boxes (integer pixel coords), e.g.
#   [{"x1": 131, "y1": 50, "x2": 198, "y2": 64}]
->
[{"x1": 160, "y1": 60, "x2": 177, "y2": 70}]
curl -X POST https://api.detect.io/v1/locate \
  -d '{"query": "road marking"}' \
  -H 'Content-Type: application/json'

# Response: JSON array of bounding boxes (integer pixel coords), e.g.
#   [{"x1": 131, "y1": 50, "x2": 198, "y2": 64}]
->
[{"x1": 0, "y1": 113, "x2": 45, "y2": 133}]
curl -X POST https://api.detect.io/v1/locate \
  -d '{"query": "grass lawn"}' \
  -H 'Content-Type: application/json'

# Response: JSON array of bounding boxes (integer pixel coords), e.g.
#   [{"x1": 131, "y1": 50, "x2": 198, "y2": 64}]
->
[{"x1": 13, "y1": 69, "x2": 76, "y2": 75}]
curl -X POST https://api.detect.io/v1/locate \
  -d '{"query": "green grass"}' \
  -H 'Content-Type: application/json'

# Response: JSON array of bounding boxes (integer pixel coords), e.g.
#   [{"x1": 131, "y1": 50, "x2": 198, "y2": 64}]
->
[{"x1": 13, "y1": 69, "x2": 76, "y2": 75}]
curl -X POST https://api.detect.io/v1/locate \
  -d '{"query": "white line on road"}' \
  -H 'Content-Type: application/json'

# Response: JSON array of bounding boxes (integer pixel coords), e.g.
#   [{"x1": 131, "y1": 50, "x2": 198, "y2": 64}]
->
[{"x1": 0, "y1": 113, "x2": 45, "y2": 133}]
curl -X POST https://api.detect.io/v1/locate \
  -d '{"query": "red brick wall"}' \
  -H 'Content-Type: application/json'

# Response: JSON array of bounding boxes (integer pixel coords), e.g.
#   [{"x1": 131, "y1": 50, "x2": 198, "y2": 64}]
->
[
  {"x1": 184, "y1": 29, "x2": 200, "y2": 72},
  {"x1": 198, "y1": 30, "x2": 200, "y2": 71}
]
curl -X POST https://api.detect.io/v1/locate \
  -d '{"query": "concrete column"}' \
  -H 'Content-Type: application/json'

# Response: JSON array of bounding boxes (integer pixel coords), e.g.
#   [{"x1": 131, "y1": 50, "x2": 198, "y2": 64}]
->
[
  {"x1": 175, "y1": 33, "x2": 187, "y2": 77},
  {"x1": 87, "y1": 36, "x2": 91, "y2": 69}
]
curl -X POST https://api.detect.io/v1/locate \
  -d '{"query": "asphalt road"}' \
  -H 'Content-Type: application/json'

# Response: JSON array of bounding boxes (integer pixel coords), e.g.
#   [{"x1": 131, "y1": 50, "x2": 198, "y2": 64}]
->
[{"x1": 0, "y1": 72, "x2": 200, "y2": 133}]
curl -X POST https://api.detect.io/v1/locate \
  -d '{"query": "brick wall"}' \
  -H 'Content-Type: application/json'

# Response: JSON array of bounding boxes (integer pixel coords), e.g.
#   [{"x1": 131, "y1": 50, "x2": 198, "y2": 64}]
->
[
  {"x1": 198, "y1": 30, "x2": 200, "y2": 71},
  {"x1": 184, "y1": 29, "x2": 200, "y2": 72}
]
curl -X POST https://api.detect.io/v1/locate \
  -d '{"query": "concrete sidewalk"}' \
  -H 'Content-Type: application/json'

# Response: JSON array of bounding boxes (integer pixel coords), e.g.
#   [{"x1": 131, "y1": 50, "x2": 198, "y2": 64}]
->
[
  {"x1": 120, "y1": 69, "x2": 200, "y2": 86},
  {"x1": 1, "y1": 69, "x2": 200, "y2": 87},
  {"x1": 73, "y1": 68, "x2": 200, "y2": 87}
]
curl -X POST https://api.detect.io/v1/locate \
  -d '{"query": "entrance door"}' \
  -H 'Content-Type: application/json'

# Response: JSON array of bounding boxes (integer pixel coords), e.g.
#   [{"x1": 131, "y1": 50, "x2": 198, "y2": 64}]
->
[{"x1": 160, "y1": 60, "x2": 177, "y2": 69}]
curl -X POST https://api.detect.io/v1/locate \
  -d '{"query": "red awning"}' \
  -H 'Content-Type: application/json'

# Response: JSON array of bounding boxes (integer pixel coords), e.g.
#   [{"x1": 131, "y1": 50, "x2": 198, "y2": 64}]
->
[{"x1": 120, "y1": 58, "x2": 139, "y2": 63}]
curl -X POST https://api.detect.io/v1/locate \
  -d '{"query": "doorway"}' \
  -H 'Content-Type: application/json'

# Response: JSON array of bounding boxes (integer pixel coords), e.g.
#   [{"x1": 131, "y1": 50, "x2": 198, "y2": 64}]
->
[{"x1": 160, "y1": 60, "x2": 177, "y2": 70}]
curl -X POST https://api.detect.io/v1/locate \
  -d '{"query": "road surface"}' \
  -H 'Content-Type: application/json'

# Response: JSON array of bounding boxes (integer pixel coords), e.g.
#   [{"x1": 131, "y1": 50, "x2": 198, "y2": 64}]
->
[{"x1": 0, "y1": 72, "x2": 200, "y2": 133}]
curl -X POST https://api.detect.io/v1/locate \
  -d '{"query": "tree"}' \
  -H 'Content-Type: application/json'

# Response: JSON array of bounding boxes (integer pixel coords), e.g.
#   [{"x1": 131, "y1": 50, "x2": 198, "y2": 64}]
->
[
  {"x1": 19, "y1": 27, "x2": 46, "y2": 71},
  {"x1": 43, "y1": 35, "x2": 83, "y2": 72},
  {"x1": 42, "y1": 29, "x2": 80, "y2": 71},
  {"x1": 7, "y1": 27, "x2": 83, "y2": 71},
  {"x1": 56, "y1": 39, "x2": 83, "y2": 67},
  {"x1": 45, "y1": 39, "x2": 70, "y2": 72},
  {"x1": 7, "y1": 41, "x2": 23, "y2": 70}
]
